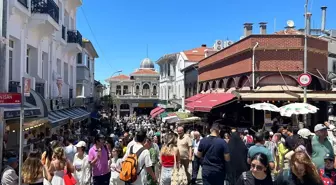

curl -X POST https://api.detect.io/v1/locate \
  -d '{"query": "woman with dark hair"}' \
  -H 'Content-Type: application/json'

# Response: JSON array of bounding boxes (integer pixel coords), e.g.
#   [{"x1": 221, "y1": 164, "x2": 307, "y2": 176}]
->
[
  {"x1": 228, "y1": 132, "x2": 248, "y2": 184},
  {"x1": 235, "y1": 153, "x2": 273, "y2": 185}
]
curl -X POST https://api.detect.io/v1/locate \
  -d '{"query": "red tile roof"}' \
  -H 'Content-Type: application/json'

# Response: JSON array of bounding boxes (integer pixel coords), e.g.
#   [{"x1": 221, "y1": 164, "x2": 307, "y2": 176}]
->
[
  {"x1": 183, "y1": 46, "x2": 209, "y2": 62},
  {"x1": 274, "y1": 28, "x2": 304, "y2": 35},
  {"x1": 131, "y1": 69, "x2": 158, "y2": 75},
  {"x1": 110, "y1": 74, "x2": 130, "y2": 80}
]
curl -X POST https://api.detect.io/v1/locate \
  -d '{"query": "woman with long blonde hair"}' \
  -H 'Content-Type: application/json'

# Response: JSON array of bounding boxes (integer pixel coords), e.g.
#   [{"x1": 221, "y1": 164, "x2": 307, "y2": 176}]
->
[
  {"x1": 275, "y1": 151, "x2": 323, "y2": 185},
  {"x1": 49, "y1": 147, "x2": 74, "y2": 185},
  {"x1": 22, "y1": 150, "x2": 52, "y2": 185},
  {"x1": 159, "y1": 133, "x2": 180, "y2": 185}
]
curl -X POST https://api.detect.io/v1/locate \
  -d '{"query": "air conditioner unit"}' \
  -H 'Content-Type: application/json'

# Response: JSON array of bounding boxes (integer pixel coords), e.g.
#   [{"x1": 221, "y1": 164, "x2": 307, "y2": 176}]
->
[{"x1": 214, "y1": 40, "x2": 224, "y2": 51}]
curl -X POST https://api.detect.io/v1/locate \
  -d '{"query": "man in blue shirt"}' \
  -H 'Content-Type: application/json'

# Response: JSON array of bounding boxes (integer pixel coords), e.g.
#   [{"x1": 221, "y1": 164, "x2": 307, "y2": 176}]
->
[
  {"x1": 247, "y1": 132, "x2": 275, "y2": 169},
  {"x1": 197, "y1": 123, "x2": 230, "y2": 185}
]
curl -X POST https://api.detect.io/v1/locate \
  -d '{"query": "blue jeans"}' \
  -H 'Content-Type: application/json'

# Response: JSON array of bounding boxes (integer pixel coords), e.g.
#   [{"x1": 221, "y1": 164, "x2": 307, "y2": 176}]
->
[
  {"x1": 202, "y1": 169, "x2": 225, "y2": 185},
  {"x1": 160, "y1": 166, "x2": 173, "y2": 185}
]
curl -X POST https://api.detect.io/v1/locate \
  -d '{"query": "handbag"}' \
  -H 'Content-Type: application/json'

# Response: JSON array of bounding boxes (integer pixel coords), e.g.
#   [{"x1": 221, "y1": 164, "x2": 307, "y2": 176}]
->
[
  {"x1": 64, "y1": 170, "x2": 77, "y2": 185},
  {"x1": 171, "y1": 153, "x2": 188, "y2": 185}
]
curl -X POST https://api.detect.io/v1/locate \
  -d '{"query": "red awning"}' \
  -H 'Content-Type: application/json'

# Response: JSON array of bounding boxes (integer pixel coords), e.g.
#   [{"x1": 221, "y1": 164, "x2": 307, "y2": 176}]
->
[
  {"x1": 185, "y1": 94, "x2": 208, "y2": 104},
  {"x1": 150, "y1": 107, "x2": 163, "y2": 116},
  {"x1": 191, "y1": 93, "x2": 236, "y2": 112},
  {"x1": 151, "y1": 109, "x2": 165, "y2": 118}
]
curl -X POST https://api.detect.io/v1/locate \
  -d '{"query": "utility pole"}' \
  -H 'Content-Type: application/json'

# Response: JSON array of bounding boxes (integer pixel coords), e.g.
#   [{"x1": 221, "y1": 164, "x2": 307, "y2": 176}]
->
[
  {"x1": 303, "y1": 0, "x2": 308, "y2": 125},
  {"x1": 0, "y1": 0, "x2": 7, "y2": 92}
]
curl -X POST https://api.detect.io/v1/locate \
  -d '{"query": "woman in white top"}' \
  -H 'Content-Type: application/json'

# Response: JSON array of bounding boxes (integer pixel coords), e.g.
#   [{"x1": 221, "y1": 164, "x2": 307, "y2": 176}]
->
[
  {"x1": 110, "y1": 147, "x2": 123, "y2": 185},
  {"x1": 73, "y1": 141, "x2": 91, "y2": 185}
]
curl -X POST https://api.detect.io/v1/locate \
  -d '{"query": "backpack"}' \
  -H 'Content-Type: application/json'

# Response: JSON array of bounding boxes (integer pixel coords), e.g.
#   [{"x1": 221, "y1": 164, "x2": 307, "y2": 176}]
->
[
  {"x1": 246, "y1": 135, "x2": 253, "y2": 144},
  {"x1": 119, "y1": 146, "x2": 145, "y2": 183}
]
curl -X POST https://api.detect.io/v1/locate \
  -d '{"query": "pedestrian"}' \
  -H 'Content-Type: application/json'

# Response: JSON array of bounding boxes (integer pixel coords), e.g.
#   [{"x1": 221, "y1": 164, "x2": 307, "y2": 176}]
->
[
  {"x1": 191, "y1": 131, "x2": 202, "y2": 185},
  {"x1": 177, "y1": 126, "x2": 192, "y2": 183},
  {"x1": 197, "y1": 123, "x2": 230, "y2": 185}
]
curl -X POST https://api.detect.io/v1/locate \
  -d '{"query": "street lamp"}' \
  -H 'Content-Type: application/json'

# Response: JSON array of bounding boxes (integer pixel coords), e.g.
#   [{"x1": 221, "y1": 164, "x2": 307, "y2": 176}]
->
[{"x1": 109, "y1": 70, "x2": 122, "y2": 127}]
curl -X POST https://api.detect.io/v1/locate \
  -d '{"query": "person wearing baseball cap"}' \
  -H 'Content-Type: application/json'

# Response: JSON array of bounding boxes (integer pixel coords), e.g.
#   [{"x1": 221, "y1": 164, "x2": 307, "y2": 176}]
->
[
  {"x1": 73, "y1": 141, "x2": 91, "y2": 185},
  {"x1": 298, "y1": 128, "x2": 315, "y2": 139},
  {"x1": 318, "y1": 153, "x2": 336, "y2": 185},
  {"x1": 312, "y1": 124, "x2": 335, "y2": 169},
  {"x1": 1, "y1": 157, "x2": 18, "y2": 185}
]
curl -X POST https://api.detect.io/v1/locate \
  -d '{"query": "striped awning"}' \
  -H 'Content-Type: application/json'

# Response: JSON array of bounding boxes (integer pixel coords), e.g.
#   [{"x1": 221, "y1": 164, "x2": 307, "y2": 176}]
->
[
  {"x1": 56, "y1": 107, "x2": 90, "y2": 123},
  {"x1": 48, "y1": 111, "x2": 69, "y2": 128}
]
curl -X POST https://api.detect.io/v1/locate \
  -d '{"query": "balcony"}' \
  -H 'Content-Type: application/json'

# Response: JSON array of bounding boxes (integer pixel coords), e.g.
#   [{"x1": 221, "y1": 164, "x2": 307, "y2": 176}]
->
[
  {"x1": 30, "y1": 0, "x2": 60, "y2": 33},
  {"x1": 66, "y1": 30, "x2": 83, "y2": 53}
]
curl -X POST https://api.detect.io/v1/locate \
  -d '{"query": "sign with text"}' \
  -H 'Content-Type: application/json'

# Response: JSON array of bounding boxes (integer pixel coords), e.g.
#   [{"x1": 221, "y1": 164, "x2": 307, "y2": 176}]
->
[
  {"x1": 0, "y1": 93, "x2": 21, "y2": 104},
  {"x1": 24, "y1": 78, "x2": 31, "y2": 97}
]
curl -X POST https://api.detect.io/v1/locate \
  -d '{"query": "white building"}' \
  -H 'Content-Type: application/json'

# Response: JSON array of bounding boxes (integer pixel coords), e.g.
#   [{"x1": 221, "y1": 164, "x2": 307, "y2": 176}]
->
[
  {"x1": 106, "y1": 58, "x2": 160, "y2": 117},
  {"x1": 7, "y1": 0, "x2": 82, "y2": 99},
  {"x1": 76, "y1": 39, "x2": 99, "y2": 99},
  {"x1": 157, "y1": 44, "x2": 208, "y2": 109}
]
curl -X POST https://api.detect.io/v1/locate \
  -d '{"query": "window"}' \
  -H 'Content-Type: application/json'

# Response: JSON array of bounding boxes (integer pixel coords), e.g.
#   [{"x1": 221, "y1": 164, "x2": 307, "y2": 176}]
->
[
  {"x1": 64, "y1": 62, "x2": 68, "y2": 83},
  {"x1": 116, "y1": 85, "x2": 121, "y2": 95},
  {"x1": 167, "y1": 63, "x2": 170, "y2": 76},
  {"x1": 153, "y1": 86, "x2": 157, "y2": 96},
  {"x1": 77, "y1": 53, "x2": 82, "y2": 64},
  {"x1": 123, "y1": 85, "x2": 128, "y2": 95},
  {"x1": 87, "y1": 56, "x2": 90, "y2": 69},
  {"x1": 70, "y1": 65, "x2": 73, "y2": 85},
  {"x1": 26, "y1": 48, "x2": 30, "y2": 74},
  {"x1": 76, "y1": 84, "x2": 83, "y2": 97},
  {"x1": 135, "y1": 86, "x2": 139, "y2": 95},
  {"x1": 9, "y1": 40, "x2": 14, "y2": 81},
  {"x1": 56, "y1": 59, "x2": 61, "y2": 75},
  {"x1": 83, "y1": 53, "x2": 88, "y2": 66},
  {"x1": 142, "y1": 84, "x2": 150, "y2": 96},
  {"x1": 333, "y1": 60, "x2": 336, "y2": 73}
]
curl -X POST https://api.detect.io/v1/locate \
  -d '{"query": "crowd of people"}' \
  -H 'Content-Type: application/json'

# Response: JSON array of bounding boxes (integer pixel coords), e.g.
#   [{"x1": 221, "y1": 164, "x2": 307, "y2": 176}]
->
[{"x1": 1, "y1": 108, "x2": 336, "y2": 185}]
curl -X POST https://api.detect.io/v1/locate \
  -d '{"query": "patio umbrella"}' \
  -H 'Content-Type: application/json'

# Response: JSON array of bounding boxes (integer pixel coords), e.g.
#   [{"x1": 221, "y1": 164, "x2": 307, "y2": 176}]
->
[
  {"x1": 279, "y1": 103, "x2": 319, "y2": 117},
  {"x1": 245, "y1": 102, "x2": 280, "y2": 112}
]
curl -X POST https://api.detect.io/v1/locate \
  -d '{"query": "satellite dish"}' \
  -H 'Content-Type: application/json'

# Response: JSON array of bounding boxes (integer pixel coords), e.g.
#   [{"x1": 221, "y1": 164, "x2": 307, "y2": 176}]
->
[{"x1": 287, "y1": 20, "x2": 295, "y2": 28}]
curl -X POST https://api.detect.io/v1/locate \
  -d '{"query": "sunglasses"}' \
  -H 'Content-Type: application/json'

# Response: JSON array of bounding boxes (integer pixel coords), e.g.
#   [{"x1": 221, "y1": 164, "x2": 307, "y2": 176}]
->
[{"x1": 251, "y1": 163, "x2": 264, "y2": 171}]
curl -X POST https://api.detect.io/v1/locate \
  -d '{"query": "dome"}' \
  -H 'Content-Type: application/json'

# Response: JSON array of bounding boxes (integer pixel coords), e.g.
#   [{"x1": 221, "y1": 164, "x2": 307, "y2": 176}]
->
[{"x1": 140, "y1": 58, "x2": 154, "y2": 69}]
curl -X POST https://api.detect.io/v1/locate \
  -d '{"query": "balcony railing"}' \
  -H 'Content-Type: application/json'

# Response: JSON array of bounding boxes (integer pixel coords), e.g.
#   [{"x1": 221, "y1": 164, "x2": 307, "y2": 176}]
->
[
  {"x1": 8, "y1": 81, "x2": 20, "y2": 93},
  {"x1": 35, "y1": 82, "x2": 45, "y2": 98},
  {"x1": 31, "y1": 0, "x2": 60, "y2": 23},
  {"x1": 18, "y1": 0, "x2": 28, "y2": 8},
  {"x1": 62, "y1": 25, "x2": 66, "y2": 40},
  {"x1": 67, "y1": 30, "x2": 83, "y2": 47}
]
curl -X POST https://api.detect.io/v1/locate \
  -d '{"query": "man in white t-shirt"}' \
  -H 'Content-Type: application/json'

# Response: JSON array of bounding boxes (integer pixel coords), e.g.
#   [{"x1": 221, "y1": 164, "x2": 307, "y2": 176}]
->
[
  {"x1": 123, "y1": 130, "x2": 157, "y2": 185},
  {"x1": 1, "y1": 157, "x2": 18, "y2": 185},
  {"x1": 64, "y1": 137, "x2": 77, "y2": 163}
]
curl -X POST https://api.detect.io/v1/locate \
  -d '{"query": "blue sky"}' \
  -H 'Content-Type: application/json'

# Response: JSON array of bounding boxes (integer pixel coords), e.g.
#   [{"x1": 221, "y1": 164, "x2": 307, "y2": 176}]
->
[{"x1": 77, "y1": 0, "x2": 336, "y2": 84}]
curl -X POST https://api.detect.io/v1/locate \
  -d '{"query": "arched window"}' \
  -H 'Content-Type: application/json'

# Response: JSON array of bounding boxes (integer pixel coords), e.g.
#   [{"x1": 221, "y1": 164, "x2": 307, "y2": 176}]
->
[
  {"x1": 205, "y1": 82, "x2": 210, "y2": 91},
  {"x1": 116, "y1": 85, "x2": 121, "y2": 95},
  {"x1": 153, "y1": 86, "x2": 157, "y2": 96},
  {"x1": 142, "y1": 84, "x2": 150, "y2": 96},
  {"x1": 218, "y1": 79, "x2": 224, "y2": 88},
  {"x1": 211, "y1": 81, "x2": 216, "y2": 89},
  {"x1": 135, "y1": 85, "x2": 140, "y2": 95}
]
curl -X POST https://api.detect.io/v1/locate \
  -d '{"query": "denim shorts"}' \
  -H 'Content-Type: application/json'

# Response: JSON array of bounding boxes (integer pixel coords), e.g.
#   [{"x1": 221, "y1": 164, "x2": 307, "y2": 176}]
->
[{"x1": 160, "y1": 166, "x2": 173, "y2": 185}]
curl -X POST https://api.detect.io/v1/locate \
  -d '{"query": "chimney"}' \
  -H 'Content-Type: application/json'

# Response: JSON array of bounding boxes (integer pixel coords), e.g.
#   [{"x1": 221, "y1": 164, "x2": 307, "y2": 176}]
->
[
  {"x1": 201, "y1": 44, "x2": 207, "y2": 47},
  {"x1": 244, "y1": 23, "x2": 253, "y2": 37},
  {"x1": 306, "y1": 12, "x2": 312, "y2": 35},
  {"x1": 259, "y1": 22, "x2": 267, "y2": 34},
  {"x1": 321, "y1": 6, "x2": 327, "y2": 32}
]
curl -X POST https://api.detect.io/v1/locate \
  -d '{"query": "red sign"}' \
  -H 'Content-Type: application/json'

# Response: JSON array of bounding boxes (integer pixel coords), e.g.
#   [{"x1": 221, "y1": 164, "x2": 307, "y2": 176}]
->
[
  {"x1": 0, "y1": 93, "x2": 21, "y2": 104},
  {"x1": 297, "y1": 73, "x2": 312, "y2": 87}
]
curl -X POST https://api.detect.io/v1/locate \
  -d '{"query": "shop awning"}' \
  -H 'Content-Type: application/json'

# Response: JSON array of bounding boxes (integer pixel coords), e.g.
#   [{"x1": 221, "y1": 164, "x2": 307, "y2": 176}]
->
[
  {"x1": 185, "y1": 94, "x2": 208, "y2": 104},
  {"x1": 3, "y1": 105, "x2": 41, "y2": 120},
  {"x1": 187, "y1": 93, "x2": 236, "y2": 112},
  {"x1": 150, "y1": 107, "x2": 164, "y2": 116},
  {"x1": 57, "y1": 107, "x2": 90, "y2": 122},
  {"x1": 151, "y1": 108, "x2": 165, "y2": 118},
  {"x1": 237, "y1": 92, "x2": 300, "y2": 101},
  {"x1": 48, "y1": 111, "x2": 70, "y2": 127},
  {"x1": 6, "y1": 117, "x2": 49, "y2": 131}
]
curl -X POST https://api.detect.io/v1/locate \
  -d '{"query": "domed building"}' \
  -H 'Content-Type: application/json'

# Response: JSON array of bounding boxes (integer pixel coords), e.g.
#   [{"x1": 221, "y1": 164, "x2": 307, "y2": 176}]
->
[{"x1": 106, "y1": 58, "x2": 160, "y2": 117}]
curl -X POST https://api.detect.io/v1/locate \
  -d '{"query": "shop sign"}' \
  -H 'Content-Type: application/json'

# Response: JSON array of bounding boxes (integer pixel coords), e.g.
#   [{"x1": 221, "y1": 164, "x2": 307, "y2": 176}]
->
[
  {"x1": 4, "y1": 108, "x2": 41, "y2": 119},
  {"x1": 0, "y1": 93, "x2": 21, "y2": 104},
  {"x1": 24, "y1": 78, "x2": 31, "y2": 97}
]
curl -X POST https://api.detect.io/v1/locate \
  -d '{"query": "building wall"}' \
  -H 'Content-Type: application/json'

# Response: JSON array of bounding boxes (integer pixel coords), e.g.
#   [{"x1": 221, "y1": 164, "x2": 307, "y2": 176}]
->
[
  {"x1": 184, "y1": 67, "x2": 198, "y2": 98},
  {"x1": 158, "y1": 58, "x2": 176, "y2": 100},
  {"x1": 198, "y1": 35, "x2": 328, "y2": 82},
  {"x1": 7, "y1": 0, "x2": 81, "y2": 99}
]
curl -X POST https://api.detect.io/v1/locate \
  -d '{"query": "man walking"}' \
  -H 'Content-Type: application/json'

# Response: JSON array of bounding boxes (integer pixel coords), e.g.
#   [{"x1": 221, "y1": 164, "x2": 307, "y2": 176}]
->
[
  {"x1": 177, "y1": 126, "x2": 193, "y2": 183},
  {"x1": 197, "y1": 123, "x2": 230, "y2": 185},
  {"x1": 191, "y1": 131, "x2": 202, "y2": 184}
]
